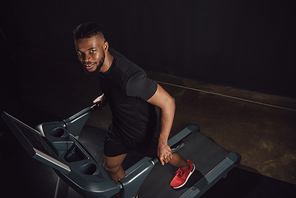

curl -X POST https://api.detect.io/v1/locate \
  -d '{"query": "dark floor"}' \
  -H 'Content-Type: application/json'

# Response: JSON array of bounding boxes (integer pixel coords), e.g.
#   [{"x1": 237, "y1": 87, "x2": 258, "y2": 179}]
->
[{"x1": 0, "y1": 56, "x2": 296, "y2": 197}]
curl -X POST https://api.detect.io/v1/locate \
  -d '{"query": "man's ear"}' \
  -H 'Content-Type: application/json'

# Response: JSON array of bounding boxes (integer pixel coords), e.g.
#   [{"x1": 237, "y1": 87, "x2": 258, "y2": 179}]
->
[{"x1": 104, "y1": 41, "x2": 109, "y2": 51}]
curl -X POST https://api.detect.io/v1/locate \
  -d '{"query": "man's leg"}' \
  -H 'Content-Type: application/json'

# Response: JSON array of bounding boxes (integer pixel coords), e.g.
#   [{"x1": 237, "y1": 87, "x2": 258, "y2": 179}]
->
[
  {"x1": 168, "y1": 152, "x2": 190, "y2": 169},
  {"x1": 103, "y1": 153, "x2": 127, "y2": 182},
  {"x1": 168, "y1": 152, "x2": 195, "y2": 189}
]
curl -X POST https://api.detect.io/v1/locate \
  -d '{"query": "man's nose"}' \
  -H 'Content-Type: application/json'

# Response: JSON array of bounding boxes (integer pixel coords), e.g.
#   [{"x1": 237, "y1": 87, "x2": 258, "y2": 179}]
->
[{"x1": 83, "y1": 54, "x2": 91, "y2": 62}]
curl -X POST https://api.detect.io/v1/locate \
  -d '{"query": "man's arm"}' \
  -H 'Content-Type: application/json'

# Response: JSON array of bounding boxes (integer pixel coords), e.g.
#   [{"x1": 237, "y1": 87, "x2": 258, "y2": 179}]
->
[{"x1": 147, "y1": 84, "x2": 176, "y2": 165}]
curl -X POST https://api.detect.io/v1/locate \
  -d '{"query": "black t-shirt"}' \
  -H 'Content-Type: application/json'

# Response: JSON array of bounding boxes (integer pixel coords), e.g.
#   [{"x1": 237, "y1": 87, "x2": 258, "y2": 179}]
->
[{"x1": 98, "y1": 48, "x2": 159, "y2": 142}]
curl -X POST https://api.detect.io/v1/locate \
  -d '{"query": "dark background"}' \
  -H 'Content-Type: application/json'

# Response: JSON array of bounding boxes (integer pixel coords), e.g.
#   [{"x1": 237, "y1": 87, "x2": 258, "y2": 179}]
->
[
  {"x1": 0, "y1": 0, "x2": 295, "y2": 99},
  {"x1": 0, "y1": 1, "x2": 295, "y2": 197}
]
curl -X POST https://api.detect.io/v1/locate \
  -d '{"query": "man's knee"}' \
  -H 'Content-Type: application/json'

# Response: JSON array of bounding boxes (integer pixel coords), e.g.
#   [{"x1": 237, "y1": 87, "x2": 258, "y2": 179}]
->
[
  {"x1": 103, "y1": 153, "x2": 127, "y2": 174},
  {"x1": 103, "y1": 162, "x2": 122, "y2": 174}
]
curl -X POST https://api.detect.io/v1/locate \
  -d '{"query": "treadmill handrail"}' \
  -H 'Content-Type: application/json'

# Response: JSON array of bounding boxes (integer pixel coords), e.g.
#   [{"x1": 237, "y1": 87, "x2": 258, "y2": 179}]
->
[{"x1": 63, "y1": 104, "x2": 98, "y2": 137}]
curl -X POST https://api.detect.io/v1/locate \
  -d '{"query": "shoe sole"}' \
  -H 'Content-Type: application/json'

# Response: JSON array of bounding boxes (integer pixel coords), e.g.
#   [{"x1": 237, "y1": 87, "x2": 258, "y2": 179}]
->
[{"x1": 172, "y1": 163, "x2": 195, "y2": 189}]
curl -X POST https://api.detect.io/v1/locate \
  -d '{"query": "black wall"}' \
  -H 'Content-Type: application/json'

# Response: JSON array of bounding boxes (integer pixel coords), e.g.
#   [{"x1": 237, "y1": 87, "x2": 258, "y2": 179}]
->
[{"x1": 1, "y1": 0, "x2": 295, "y2": 98}]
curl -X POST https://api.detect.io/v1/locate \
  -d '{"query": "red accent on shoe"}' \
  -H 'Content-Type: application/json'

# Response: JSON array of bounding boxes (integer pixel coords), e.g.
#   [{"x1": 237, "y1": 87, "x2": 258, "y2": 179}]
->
[{"x1": 170, "y1": 160, "x2": 195, "y2": 189}]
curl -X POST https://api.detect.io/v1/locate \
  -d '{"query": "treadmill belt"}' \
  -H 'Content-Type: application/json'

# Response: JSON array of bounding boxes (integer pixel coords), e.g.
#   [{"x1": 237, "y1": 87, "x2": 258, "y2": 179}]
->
[
  {"x1": 138, "y1": 132, "x2": 229, "y2": 198},
  {"x1": 78, "y1": 125, "x2": 107, "y2": 166}
]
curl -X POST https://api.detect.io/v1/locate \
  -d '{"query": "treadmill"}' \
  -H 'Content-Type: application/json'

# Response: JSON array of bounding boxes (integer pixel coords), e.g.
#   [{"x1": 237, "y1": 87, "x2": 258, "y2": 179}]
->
[{"x1": 1, "y1": 104, "x2": 241, "y2": 198}]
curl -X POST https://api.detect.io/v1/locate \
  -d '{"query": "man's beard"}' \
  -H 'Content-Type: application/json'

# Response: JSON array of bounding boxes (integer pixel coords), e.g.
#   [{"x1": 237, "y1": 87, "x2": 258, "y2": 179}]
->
[{"x1": 83, "y1": 51, "x2": 105, "y2": 75}]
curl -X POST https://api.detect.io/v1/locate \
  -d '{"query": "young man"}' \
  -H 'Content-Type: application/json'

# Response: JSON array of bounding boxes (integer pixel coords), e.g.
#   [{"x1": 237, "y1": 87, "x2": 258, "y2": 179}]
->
[{"x1": 73, "y1": 22, "x2": 194, "y2": 189}]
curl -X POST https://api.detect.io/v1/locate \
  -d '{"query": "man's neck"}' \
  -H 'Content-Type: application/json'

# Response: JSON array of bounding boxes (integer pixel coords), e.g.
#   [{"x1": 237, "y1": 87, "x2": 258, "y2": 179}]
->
[{"x1": 100, "y1": 51, "x2": 114, "y2": 73}]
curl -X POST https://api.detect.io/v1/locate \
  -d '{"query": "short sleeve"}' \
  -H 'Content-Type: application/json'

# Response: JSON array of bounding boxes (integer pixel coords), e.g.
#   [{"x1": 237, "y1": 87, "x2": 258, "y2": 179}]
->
[{"x1": 126, "y1": 72, "x2": 157, "y2": 101}]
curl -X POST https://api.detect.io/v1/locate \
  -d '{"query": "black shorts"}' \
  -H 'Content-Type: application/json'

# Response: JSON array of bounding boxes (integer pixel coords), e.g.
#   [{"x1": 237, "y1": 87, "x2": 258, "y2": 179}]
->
[{"x1": 104, "y1": 130, "x2": 159, "y2": 158}]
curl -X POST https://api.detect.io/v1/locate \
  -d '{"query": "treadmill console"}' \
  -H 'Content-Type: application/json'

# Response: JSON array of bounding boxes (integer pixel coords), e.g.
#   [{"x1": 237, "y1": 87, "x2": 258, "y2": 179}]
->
[{"x1": 1, "y1": 112, "x2": 121, "y2": 198}]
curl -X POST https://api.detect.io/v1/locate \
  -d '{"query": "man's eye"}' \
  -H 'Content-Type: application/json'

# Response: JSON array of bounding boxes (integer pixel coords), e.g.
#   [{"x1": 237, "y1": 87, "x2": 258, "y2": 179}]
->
[{"x1": 90, "y1": 50, "x2": 95, "y2": 53}]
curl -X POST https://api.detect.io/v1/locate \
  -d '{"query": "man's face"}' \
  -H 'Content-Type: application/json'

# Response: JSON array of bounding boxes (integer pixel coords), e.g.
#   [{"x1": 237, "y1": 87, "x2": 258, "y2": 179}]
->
[{"x1": 74, "y1": 36, "x2": 105, "y2": 75}]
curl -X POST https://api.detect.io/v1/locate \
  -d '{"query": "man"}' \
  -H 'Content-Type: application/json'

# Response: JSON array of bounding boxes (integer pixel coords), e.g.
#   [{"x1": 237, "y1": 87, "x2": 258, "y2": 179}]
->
[{"x1": 73, "y1": 22, "x2": 194, "y2": 189}]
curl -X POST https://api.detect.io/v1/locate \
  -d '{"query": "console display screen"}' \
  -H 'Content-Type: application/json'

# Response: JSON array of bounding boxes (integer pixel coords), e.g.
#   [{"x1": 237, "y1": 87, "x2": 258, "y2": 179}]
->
[
  {"x1": 1, "y1": 112, "x2": 71, "y2": 174},
  {"x1": 1, "y1": 112, "x2": 57, "y2": 158},
  {"x1": 14, "y1": 121, "x2": 57, "y2": 158}
]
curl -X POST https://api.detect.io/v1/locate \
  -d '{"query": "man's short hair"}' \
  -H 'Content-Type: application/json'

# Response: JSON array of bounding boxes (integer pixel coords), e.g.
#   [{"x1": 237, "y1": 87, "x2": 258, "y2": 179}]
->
[{"x1": 73, "y1": 22, "x2": 104, "y2": 40}]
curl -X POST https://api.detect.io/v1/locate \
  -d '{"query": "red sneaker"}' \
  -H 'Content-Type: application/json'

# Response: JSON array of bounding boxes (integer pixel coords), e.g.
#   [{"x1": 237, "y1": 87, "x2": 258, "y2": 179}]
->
[{"x1": 170, "y1": 160, "x2": 195, "y2": 189}]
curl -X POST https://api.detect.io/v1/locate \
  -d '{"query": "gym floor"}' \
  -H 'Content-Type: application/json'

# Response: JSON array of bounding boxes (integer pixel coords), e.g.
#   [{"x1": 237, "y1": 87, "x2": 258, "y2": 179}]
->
[{"x1": 0, "y1": 56, "x2": 295, "y2": 197}]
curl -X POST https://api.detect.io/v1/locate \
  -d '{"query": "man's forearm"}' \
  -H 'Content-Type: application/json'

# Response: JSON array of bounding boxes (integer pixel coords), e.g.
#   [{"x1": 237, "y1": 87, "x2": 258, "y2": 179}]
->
[{"x1": 158, "y1": 96, "x2": 176, "y2": 146}]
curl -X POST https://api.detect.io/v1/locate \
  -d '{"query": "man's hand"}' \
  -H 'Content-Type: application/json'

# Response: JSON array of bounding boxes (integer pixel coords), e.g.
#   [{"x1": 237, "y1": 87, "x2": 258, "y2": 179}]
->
[
  {"x1": 158, "y1": 142, "x2": 173, "y2": 166},
  {"x1": 93, "y1": 94, "x2": 107, "y2": 110}
]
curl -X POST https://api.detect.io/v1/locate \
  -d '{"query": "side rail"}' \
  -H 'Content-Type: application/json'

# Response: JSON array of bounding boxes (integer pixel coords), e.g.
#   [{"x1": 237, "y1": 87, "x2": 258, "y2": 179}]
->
[{"x1": 180, "y1": 152, "x2": 242, "y2": 198}]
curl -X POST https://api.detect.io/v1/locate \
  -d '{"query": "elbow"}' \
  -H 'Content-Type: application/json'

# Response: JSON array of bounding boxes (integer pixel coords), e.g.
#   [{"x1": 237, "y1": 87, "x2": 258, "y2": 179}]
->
[{"x1": 169, "y1": 96, "x2": 176, "y2": 111}]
